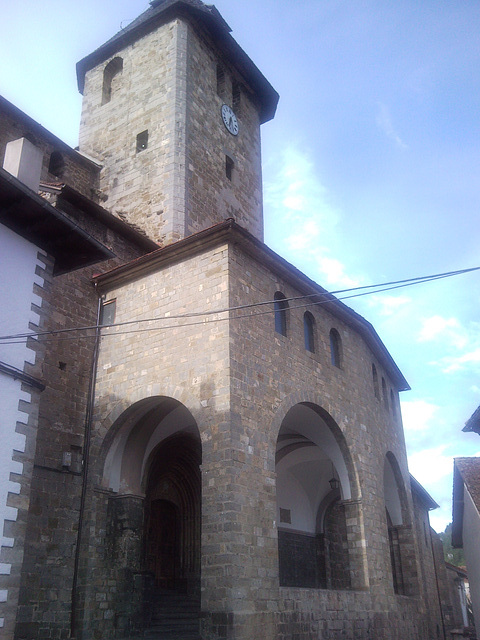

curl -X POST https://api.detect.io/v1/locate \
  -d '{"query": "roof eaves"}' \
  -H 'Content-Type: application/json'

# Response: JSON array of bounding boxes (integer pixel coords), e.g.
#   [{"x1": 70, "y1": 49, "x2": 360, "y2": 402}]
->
[
  {"x1": 410, "y1": 475, "x2": 439, "y2": 510},
  {"x1": 0, "y1": 168, "x2": 114, "y2": 274},
  {"x1": 58, "y1": 185, "x2": 159, "y2": 254}
]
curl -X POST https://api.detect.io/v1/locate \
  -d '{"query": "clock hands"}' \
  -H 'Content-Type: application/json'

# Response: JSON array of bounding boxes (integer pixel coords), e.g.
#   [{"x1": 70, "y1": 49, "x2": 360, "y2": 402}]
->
[{"x1": 221, "y1": 104, "x2": 238, "y2": 136}]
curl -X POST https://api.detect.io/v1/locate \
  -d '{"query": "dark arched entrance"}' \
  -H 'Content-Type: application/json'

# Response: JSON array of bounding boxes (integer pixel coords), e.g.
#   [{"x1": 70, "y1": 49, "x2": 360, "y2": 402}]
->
[
  {"x1": 144, "y1": 433, "x2": 201, "y2": 595},
  {"x1": 99, "y1": 397, "x2": 202, "y2": 636}
]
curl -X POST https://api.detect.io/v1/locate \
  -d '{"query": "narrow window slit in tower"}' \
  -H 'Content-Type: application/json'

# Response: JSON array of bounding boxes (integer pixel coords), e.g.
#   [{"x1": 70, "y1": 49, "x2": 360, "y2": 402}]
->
[
  {"x1": 232, "y1": 82, "x2": 241, "y2": 114},
  {"x1": 48, "y1": 151, "x2": 65, "y2": 178},
  {"x1": 225, "y1": 155, "x2": 234, "y2": 181},
  {"x1": 136, "y1": 130, "x2": 148, "y2": 153},
  {"x1": 216, "y1": 64, "x2": 226, "y2": 98}
]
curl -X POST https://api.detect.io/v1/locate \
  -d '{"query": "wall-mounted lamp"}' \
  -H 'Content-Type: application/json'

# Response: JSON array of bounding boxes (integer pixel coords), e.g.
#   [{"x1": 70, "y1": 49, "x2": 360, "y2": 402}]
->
[
  {"x1": 329, "y1": 462, "x2": 339, "y2": 491},
  {"x1": 62, "y1": 451, "x2": 72, "y2": 470}
]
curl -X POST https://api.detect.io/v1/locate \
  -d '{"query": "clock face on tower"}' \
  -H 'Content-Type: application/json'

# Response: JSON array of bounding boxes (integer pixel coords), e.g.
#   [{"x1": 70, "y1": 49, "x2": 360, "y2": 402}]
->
[{"x1": 221, "y1": 104, "x2": 239, "y2": 136}]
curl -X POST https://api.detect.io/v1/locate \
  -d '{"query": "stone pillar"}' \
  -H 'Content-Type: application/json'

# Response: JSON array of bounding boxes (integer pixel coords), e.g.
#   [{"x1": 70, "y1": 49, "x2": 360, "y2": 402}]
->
[
  {"x1": 106, "y1": 495, "x2": 150, "y2": 636},
  {"x1": 343, "y1": 499, "x2": 369, "y2": 590},
  {"x1": 200, "y1": 450, "x2": 278, "y2": 640}
]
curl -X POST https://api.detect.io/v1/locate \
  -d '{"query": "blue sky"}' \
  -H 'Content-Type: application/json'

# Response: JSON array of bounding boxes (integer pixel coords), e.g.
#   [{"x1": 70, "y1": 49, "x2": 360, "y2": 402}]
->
[{"x1": 1, "y1": 0, "x2": 479, "y2": 530}]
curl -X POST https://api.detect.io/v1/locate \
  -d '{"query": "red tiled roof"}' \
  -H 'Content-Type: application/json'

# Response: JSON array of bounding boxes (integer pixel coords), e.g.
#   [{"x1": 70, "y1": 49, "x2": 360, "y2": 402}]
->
[{"x1": 456, "y1": 457, "x2": 480, "y2": 512}]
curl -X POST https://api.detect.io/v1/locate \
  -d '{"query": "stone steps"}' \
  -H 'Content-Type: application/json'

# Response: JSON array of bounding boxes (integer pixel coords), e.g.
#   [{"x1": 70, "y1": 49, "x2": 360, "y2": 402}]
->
[{"x1": 142, "y1": 588, "x2": 201, "y2": 640}]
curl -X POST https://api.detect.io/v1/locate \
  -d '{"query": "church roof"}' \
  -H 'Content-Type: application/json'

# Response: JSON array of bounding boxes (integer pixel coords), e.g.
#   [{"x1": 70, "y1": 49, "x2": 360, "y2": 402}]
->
[
  {"x1": 410, "y1": 475, "x2": 439, "y2": 511},
  {"x1": 92, "y1": 218, "x2": 410, "y2": 392},
  {"x1": 76, "y1": 0, "x2": 279, "y2": 124},
  {"x1": 0, "y1": 167, "x2": 114, "y2": 275}
]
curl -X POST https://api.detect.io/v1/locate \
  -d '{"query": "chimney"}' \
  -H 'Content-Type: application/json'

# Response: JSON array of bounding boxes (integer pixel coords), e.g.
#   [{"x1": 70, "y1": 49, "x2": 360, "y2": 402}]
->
[{"x1": 3, "y1": 138, "x2": 43, "y2": 192}]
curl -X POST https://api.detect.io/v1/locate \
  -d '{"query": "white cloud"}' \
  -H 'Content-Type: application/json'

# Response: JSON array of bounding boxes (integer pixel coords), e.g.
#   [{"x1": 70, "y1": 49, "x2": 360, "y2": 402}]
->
[
  {"x1": 376, "y1": 102, "x2": 408, "y2": 150},
  {"x1": 417, "y1": 317, "x2": 480, "y2": 374},
  {"x1": 288, "y1": 219, "x2": 321, "y2": 251},
  {"x1": 316, "y1": 257, "x2": 361, "y2": 289},
  {"x1": 401, "y1": 398, "x2": 439, "y2": 436},
  {"x1": 368, "y1": 294, "x2": 412, "y2": 316},
  {"x1": 408, "y1": 444, "x2": 453, "y2": 485},
  {"x1": 264, "y1": 146, "x2": 365, "y2": 291},
  {"x1": 438, "y1": 347, "x2": 480, "y2": 374},
  {"x1": 418, "y1": 315, "x2": 467, "y2": 348}
]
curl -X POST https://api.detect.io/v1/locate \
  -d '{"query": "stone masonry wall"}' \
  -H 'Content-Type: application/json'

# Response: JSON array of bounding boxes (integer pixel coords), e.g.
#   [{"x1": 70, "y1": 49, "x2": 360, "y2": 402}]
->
[
  {"x1": 77, "y1": 243, "x2": 231, "y2": 638},
  {"x1": 66, "y1": 237, "x2": 445, "y2": 640},
  {"x1": 78, "y1": 16, "x2": 264, "y2": 246},
  {"x1": 79, "y1": 19, "x2": 187, "y2": 244},
  {"x1": 185, "y1": 20, "x2": 263, "y2": 241},
  {"x1": 13, "y1": 250, "x2": 148, "y2": 639},
  {"x1": 225, "y1": 241, "x2": 437, "y2": 639}
]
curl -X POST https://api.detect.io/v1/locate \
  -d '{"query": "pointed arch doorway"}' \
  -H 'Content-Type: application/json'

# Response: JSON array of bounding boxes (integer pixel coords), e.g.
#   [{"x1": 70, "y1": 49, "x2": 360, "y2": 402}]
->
[{"x1": 144, "y1": 433, "x2": 201, "y2": 594}]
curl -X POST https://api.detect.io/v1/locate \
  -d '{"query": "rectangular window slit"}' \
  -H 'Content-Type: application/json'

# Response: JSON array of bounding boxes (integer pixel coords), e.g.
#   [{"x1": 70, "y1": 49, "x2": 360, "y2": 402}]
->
[
  {"x1": 225, "y1": 155, "x2": 234, "y2": 181},
  {"x1": 280, "y1": 508, "x2": 291, "y2": 524},
  {"x1": 136, "y1": 130, "x2": 148, "y2": 153}
]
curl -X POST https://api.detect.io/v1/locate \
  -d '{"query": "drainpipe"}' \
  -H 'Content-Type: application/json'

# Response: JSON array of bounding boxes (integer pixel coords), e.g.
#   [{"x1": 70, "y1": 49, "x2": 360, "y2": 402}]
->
[
  {"x1": 429, "y1": 524, "x2": 447, "y2": 640},
  {"x1": 70, "y1": 289, "x2": 102, "y2": 638}
]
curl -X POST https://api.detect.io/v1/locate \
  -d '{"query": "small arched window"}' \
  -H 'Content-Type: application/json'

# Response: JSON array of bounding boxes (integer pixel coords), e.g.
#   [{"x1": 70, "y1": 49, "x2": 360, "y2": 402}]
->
[
  {"x1": 372, "y1": 364, "x2": 380, "y2": 399},
  {"x1": 48, "y1": 151, "x2": 65, "y2": 178},
  {"x1": 102, "y1": 57, "x2": 123, "y2": 105},
  {"x1": 382, "y1": 378, "x2": 389, "y2": 410},
  {"x1": 303, "y1": 312, "x2": 315, "y2": 353},
  {"x1": 225, "y1": 155, "x2": 234, "y2": 181},
  {"x1": 329, "y1": 328, "x2": 342, "y2": 368},
  {"x1": 390, "y1": 390, "x2": 396, "y2": 418},
  {"x1": 274, "y1": 292, "x2": 288, "y2": 337}
]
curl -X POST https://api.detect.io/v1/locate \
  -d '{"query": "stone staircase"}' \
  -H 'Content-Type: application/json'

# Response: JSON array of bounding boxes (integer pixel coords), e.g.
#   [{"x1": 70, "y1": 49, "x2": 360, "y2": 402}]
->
[{"x1": 143, "y1": 588, "x2": 201, "y2": 639}]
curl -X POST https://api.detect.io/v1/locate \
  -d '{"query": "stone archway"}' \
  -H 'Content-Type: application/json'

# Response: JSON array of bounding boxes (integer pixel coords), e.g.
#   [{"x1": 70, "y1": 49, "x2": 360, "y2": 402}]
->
[
  {"x1": 99, "y1": 396, "x2": 202, "y2": 634},
  {"x1": 384, "y1": 452, "x2": 418, "y2": 596},
  {"x1": 275, "y1": 402, "x2": 367, "y2": 590}
]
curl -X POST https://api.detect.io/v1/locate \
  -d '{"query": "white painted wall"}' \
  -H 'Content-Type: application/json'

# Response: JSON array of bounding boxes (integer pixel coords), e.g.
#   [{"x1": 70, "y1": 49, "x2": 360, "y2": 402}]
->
[
  {"x1": 463, "y1": 487, "x2": 480, "y2": 627},
  {"x1": 0, "y1": 223, "x2": 45, "y2": 627}
]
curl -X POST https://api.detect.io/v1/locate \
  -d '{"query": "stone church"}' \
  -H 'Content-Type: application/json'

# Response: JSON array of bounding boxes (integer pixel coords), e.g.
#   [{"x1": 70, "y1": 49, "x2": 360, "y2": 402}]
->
[{"x1": 0, "y1": 1, "x2": 463, "y2": 639}]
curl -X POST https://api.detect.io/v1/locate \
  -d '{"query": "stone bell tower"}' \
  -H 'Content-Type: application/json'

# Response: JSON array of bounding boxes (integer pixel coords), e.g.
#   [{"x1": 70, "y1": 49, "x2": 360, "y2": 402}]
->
[{"x1": 76, "y1": 0, "x2": 278, "y2": 246}]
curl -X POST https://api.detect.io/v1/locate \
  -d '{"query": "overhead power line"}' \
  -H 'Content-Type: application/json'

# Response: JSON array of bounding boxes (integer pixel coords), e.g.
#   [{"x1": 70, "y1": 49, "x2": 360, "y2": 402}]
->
[{"x1": 0, "y1": 266, "x2": 478, "y2": 345}]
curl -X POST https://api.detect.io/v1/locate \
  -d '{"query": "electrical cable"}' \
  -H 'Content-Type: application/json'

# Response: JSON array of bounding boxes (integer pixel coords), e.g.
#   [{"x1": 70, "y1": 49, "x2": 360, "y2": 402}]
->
[{"x1": 0, "y1": 266, "x2": 477, "y2": 346}]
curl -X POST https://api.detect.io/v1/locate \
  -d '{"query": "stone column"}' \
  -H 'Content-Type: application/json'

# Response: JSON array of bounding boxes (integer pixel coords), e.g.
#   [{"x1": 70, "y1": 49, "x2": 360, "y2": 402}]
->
[
  {"x1": 343, "y1": 499, "x2": 369, "y2": 590},
  {"x1": 106, "y1": 495, "x2": 150, "y2": 636}
]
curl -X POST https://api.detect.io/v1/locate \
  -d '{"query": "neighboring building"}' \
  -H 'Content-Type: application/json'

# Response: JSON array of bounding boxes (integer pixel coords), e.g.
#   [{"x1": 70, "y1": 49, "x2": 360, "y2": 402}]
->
[
  {"x1": 0, "y1": 1, "x2": 468, "y2": 639},
  {"x1": 0, "y1": 133, "x2": 115, "y2": 637},
  {"x1": 444, "y1": 564, "x2": 471, "y2": 631},
  {"x1": 453, "y1": 456, "x2": 480, "y2": 632},
  {"x1": 0, "y1": 99, "x2": 157, "y2": 639}
]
